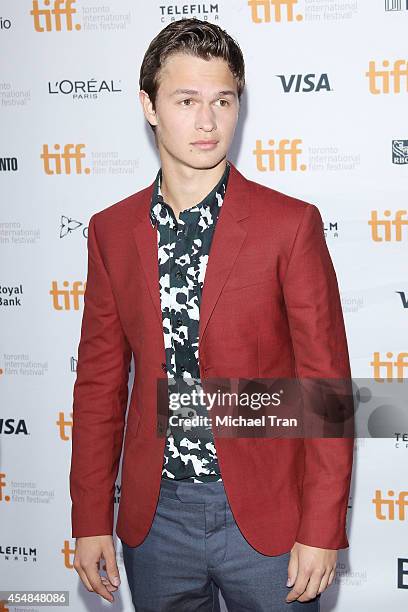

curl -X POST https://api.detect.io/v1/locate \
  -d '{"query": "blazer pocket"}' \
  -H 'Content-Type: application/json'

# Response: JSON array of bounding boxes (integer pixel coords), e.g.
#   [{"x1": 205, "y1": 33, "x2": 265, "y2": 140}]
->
[
  {"x1": 126, "y1": 410, "x2": 142, "y2": 439},
  {"x1": 222, "y1": 278, "x2": 271, "y2": 293}
]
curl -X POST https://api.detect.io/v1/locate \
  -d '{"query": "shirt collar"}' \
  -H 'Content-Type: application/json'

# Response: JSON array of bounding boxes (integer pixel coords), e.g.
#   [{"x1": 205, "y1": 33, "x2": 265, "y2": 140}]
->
[{"x1": 149, "y1": 161, "x2": 230, "y2": 229}]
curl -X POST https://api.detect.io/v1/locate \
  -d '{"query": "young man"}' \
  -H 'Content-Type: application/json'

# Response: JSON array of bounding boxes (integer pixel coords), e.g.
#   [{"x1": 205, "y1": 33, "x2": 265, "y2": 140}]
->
[{"x1": 70, "y1": 17, "x2": 354, "y2": 612}]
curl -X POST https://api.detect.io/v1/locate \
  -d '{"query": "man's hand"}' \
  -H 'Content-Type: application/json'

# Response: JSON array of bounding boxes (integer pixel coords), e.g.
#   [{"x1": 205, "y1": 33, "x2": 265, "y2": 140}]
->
[
  {"x1": 285, "y1": 541, "x2": 337, "y2": 603},
  {"x1": 73, "y1": 535, "x2": 121, "y2": 604}
]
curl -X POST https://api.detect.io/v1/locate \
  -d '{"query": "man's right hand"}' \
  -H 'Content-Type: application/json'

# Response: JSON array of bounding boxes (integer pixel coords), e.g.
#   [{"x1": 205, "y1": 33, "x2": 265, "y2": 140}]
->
[{"x1": 73, "y1": 535, "x2": 121, "y2": 603}]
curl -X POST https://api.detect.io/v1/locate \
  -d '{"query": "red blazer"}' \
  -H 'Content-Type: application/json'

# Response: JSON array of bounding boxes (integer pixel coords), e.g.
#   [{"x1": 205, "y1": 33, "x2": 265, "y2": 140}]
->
[{"x1": 69, "y1": 160, "x2": 354, "y2": 555}]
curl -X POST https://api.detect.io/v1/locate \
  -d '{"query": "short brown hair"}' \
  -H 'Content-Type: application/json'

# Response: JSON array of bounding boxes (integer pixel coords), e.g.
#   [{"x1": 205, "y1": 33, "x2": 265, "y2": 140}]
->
[{"x1": 139, "y1": 17, "x2": 245, "y2": 133}]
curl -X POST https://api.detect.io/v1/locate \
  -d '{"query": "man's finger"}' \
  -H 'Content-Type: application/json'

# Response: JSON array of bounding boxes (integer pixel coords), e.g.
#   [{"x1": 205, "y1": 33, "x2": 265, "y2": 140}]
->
[
  {"x1": 317, "y1": 568, "x2": 331, "y2": 594},
  {"x1": 297, "y1": 568, "x2": 325, "y2": 602},
  {"x1": 83, "y1": 563, "x2": 114, "y2": 603},
  {"x1": 327, "y1": 567, "x2": 336, "y2": 586},
  {"x1": 74, "y1": 564, "x2": 94, "y2": 592},
  {"x1": 285, "y1": 571, "x2": 309, "y2": 602},
  {"x1": 103, "y1": 547, "x2": 121, "y2": 588}
]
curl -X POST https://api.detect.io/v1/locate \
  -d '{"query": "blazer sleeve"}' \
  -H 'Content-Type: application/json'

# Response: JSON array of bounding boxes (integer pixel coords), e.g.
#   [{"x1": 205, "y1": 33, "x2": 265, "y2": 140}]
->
[
  {"x1": 69, "y1": 213, "x2": 132, "y2": 538},
  {"x1": 282, "y1": 203, "x2": 354, "y2": 550}
]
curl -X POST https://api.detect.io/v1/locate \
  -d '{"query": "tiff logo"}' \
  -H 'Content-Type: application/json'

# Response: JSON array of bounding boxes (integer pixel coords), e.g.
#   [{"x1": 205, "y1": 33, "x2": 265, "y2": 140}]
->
[
  {"x1": 253, "y1": 139, "x2": 306, "y2": 171},
  {"x1": 372, "y1": 490, "x2": 408, "y2": 520},
  {"x1": 49, "y1": 281, "x2": 86, "y2": 310},
  {"x1": 366, "y1": 59, "x2": 408, "y2": 94},
  {"x1": 41, "y1": 144, "x2": 90, "y2": 175},
  {"x1": 385, "y1": 0, "x2": 408, "y2": 10},
  {"x1": 248, "y1": 0, "x2": 303, "y2": 23},
  {"x1": 370, "y1": 352, "x2": 408, "y2": 382},
  {"x1": 57, "y1": 412, "x2": 72, "y2": 440},
  {"x1": 368, "y1": 210, "x2": 408, "y2": 242},
  {"x1": 30, "y1": 0, "x2": 81, "y2": 32}
]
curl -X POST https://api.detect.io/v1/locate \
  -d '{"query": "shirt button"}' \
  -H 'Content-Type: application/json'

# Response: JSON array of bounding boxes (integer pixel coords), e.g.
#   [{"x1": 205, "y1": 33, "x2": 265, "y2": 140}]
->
[
  {"x1": 188, "y1": 411, "x2": 195, "y2": 417},
  {"x1": 180, "y1": 366, "x2": 186, "y2": 372},
  {"x1": 176, "y1": 318, "x2": 183, "y2": 327},
  {"x1": 176, "y1": 270, "x2": 182, "y2": 279},
  {"x1": 161, "y1": 362, "x2": 168, "y2": 372}
]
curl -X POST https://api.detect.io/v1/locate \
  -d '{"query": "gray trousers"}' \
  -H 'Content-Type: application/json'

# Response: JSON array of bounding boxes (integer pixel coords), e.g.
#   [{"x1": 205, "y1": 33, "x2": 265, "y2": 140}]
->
[{"x1": 121, "y1": 478, "x2": 321, "y2": 612}]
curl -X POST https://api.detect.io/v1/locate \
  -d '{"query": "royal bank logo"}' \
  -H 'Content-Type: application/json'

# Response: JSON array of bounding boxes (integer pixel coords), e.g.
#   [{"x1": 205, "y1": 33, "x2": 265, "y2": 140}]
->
[
  {"x1": 48, "y1": 78, "x2": 122, "y2": 100},
  {"x1": 368, "y1": 210, "x2": 408, "y2": 242},
  {"x1": 392, "y1": 140, "x2": 408, "y2": 164},
  {"x1": 366, "y1": 59, "x2": 408, "y2": 94},
  {"x1": 277, "y1": 73, "x2": 331, "y2": 93},
  {"x1": 30, "y1": 0, "x2": 81, "y2": 32},
  {"x1": 248, "y1": 0, "x2": 303, "y2": 23},
  {"x1": 253, "y1": 138, "x2": 306, "y2": 171},
  {"x1": 41, "y1": 144, "x2": 90, "y2": 175},
  {"x1": 0, "y1": 285, "x2": 23, "y2": 307},
  {"x1": 385, "y1": 0, "x2": 408, "y2": 11},
  {"x1": 60, "y1": 215, "x2": 88, "y2": 239}
]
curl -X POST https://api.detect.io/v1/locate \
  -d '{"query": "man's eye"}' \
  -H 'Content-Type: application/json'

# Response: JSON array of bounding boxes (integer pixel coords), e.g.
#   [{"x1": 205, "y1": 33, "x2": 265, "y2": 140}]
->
[
  {"x1": 217, "y1": 99, "x2": 229, "y2": 107},
  {"x1": 180, "y1": 99, "x2": 193, "y2": 106}
]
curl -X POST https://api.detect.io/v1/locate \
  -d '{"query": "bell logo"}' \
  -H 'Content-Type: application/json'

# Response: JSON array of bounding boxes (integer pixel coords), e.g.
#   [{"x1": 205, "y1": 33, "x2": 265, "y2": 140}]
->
[
  {"x1": 253, "y1": 139, "x2": 306, "y2": 171},
  {"x1": 372, "y1": 490, "x2": 408, "y2": 520},
  {"x1": 370, "y1": 352, "x2": 408, "y2": 382},
  {"x1": 41, "y1": 144, "x2": 90, "y2": 175},
  {"x1": 248, "y1": 0, "x2": 303, "y2": 23},
  {"x1": 49, "y1": 281, "x2": 86, "y2": 310},
  {"x1": 366, "y1": 60, "x2": 408, "y2": 94},
  {"x1": 31, "y1": 0, "x2": 81, "y2": 32},
  {"x1": 368, "y1": 210, "x2": 408, "y2": 242}
]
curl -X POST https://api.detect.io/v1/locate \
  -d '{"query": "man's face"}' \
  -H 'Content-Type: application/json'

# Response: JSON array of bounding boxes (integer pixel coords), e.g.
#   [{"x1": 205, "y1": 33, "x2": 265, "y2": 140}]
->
[{"x1": 140, "y1": 52, "x2": 240, "y2": 169}]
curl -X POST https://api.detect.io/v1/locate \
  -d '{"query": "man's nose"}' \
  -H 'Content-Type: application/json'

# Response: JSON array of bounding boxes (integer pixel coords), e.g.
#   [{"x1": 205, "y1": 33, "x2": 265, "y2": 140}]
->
[{"x1": 195, "y1": 104, "x2": 217, "y2": 131}]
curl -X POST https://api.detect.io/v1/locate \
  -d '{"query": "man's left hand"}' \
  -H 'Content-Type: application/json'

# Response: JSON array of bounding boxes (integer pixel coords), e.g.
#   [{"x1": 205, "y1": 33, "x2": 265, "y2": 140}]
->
[{"x1": 285, "y1": 541, "x2": 337, "y2": 603}]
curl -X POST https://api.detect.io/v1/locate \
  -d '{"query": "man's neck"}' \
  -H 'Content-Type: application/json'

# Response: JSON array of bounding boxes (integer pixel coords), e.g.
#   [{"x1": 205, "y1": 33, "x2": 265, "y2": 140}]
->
[{"x1": 159, "y1": 157, "x2": 227, "y2": 219}]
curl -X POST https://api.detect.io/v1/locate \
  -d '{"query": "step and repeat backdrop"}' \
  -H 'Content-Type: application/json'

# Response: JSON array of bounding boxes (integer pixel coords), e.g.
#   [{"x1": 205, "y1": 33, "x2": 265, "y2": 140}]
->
[{"x1": 1, "y1": 1, "x2": 407, "y2": 610}]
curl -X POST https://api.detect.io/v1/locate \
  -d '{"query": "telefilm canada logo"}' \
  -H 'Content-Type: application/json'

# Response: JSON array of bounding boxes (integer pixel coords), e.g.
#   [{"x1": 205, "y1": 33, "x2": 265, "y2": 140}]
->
[
  {"x1": 59, "y1": 215, "x2": 88, "y2": 239},
  {"x1": 392, "y1": 140, "x2": 408, "y2": 164},
  {"x1": 158, "y1": 3, "x2": 220, "y2": 22},
  {"x1": 47, "y1": 78, "x2": 122, "y2": 101}
]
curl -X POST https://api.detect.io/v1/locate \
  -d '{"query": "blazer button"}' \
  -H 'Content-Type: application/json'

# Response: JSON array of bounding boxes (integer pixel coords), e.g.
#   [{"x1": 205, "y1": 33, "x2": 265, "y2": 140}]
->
[{"x1": 161, "y1": 362, "x2": 168, "y2": 373}]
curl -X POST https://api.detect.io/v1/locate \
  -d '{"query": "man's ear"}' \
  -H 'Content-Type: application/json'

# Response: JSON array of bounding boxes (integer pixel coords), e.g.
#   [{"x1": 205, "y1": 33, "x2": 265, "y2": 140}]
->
[{"x1": 139, "y1": 90, "x2": 158, "y2": 128}]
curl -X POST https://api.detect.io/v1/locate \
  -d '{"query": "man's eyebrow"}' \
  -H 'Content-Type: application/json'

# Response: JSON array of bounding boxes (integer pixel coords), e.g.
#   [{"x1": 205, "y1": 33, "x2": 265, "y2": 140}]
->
[{"x1": 170, "y1": 88, "x2": 237, "y2": 97}]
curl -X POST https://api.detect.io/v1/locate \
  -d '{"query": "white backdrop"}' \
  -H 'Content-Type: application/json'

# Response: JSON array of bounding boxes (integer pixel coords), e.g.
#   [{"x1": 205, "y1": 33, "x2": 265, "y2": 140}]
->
[{"x1": 1, "y1": 1, "x2": 407, "y2": 610}]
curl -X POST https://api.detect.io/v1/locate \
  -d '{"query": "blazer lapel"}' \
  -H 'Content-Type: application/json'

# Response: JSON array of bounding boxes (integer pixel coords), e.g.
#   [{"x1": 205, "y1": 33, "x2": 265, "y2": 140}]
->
[{"x1": 132, "y1": 160, "x2": 251, "y2": 345}]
